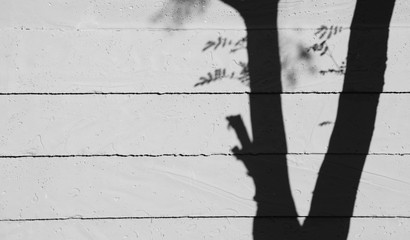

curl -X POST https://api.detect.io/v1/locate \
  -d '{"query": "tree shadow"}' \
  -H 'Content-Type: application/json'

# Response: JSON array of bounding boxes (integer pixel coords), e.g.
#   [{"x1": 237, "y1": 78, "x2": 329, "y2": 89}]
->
[
  {"x1": 154, "y1": 0, "x2": 396, "y2": 238},
  {"x1": 224, "y1": 0, "x2": 396, "y2": 239}
]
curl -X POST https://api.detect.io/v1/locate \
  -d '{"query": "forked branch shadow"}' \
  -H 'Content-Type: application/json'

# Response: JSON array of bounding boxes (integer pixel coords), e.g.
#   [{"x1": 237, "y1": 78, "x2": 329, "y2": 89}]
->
[{"x1": 224, "y1": 0, "x2": 396, "y2": 239}]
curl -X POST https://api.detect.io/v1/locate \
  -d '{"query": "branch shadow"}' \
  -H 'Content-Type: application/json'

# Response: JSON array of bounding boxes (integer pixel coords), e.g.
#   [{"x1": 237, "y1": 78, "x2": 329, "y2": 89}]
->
[{"x1": 224, "y1": 0, "x2": 396, "y2": 239}]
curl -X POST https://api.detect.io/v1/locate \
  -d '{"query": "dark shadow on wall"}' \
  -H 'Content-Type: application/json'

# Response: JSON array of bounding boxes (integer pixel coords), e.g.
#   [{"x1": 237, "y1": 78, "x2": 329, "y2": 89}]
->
[
  {"x1": 155, "y1": 0, "x2": 396, "y2": 239},
  {"x1": 223, "y1": 1, "x2": 301, "y2": 239},
  {"x1": 302, "y1": 1, "x2": 396, "y2": 239},
  {"x1": 223, "y1": 0, "x2": 396, "y2": 239}
]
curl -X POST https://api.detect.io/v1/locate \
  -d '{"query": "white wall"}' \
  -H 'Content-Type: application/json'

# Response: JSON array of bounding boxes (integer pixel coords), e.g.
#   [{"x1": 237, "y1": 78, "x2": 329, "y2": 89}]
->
[{"x1": 1, "y1": 0, "x2": 409, "y2": 239}]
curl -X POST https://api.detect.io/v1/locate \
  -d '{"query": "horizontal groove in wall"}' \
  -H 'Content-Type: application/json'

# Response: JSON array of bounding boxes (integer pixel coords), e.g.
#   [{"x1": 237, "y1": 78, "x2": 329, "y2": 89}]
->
[
  {"x1": 1, "y1": 91, "x2": 410, "y2": 96},
  {"x1": 3, "y1": 26, "x2": 410, "y2": 31},
  {"x1": 1, "y1": 153, "x2": 409, "y2": 159},
  {"x1": 2, "y1": 215, "x2": 410, "y2": 222}
]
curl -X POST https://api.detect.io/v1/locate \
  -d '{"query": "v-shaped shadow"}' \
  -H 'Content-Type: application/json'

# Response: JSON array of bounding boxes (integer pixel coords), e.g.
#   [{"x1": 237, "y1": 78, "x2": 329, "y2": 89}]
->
[{"x1": 224, "y1": 0, "x2": 396, "y2": 239}]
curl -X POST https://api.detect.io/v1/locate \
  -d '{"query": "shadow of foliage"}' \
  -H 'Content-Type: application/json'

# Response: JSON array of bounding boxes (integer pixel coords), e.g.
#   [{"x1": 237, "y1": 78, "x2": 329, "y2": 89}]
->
[
  {"x1": 196, "y1": 36, "x2": 249, "y2": 87},
  {"x1": 151, "y1": 0, "x2": 210, "y2": 27}
]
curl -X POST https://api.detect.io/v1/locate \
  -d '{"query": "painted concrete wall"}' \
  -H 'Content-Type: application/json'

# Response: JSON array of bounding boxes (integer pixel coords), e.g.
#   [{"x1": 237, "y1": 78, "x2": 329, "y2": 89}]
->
[{"x1": 0, "y1": 0, "x2": 409, "y2": 239}]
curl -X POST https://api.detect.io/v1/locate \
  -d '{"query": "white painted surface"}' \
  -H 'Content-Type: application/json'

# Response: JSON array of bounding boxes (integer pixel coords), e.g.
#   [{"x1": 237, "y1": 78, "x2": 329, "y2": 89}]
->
[
  {"x1": 1, "y1": 0, "x2": 410, "y2": 239},
  {"x1": 1, "y1": 218, "x2": 410, "y2": 240},
  {"x1": 0, "y1": 155, "x2": 409, "y2": 219},
  {"x1": 0, "y1": 94, "x2": 409, "y2": 155},
  {"x1": 1, "y1": 28, "x2": 410, "y2": 92}
]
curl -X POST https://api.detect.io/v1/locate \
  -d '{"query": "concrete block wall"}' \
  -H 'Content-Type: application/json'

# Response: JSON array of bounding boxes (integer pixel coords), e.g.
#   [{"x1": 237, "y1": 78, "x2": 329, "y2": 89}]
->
[{"x1": 1, "y1": 0, "x2": 409, "y2": 239}]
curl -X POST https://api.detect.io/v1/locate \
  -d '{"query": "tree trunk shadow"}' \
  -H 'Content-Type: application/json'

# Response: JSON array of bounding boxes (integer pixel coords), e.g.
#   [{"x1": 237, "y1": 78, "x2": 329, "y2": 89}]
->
[{"x1": 224, "y1": 0, "x2": 396, "y2": 239}]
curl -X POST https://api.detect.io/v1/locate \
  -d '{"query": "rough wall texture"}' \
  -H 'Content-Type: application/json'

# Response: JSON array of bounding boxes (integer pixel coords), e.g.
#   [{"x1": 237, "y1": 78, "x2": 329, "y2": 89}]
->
[{"x1": 0, "y1": 0, "x2": 409, "y2": 239}]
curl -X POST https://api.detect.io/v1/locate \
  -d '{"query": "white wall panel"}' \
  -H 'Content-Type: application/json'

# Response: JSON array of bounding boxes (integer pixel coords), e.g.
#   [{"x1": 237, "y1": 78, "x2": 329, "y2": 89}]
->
[
  {"x1": 0, "y1": 217, "x2": 409, "y2": 240},
  {"x1": 1, "y1": 28, "x2": 409, "y2": 92},
  {"x1": 0, "y1": 94, "x2": 409, "y2": 156},
  {"x1": 0, "y1": 155, "x2": 409, "y2": 219},
  {"x1": 1, "y1": 0, "x2": 409, "y2": 29}
]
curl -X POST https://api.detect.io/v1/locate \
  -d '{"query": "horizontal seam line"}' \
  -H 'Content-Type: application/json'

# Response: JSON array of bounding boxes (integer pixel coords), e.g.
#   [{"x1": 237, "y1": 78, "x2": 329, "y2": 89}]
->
[
  {"x1": 1, "y1": 216, "x2": 410, "y2": 222},
  {"x1": 0, "y1": 92, "x2": 409, "y2": 96},
  {"x1": 2, "y1": 26, "x2": 410, "y2": 31},
  {"x1": 0, "y1": 153, "x2": 409, "y2": 159}
]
